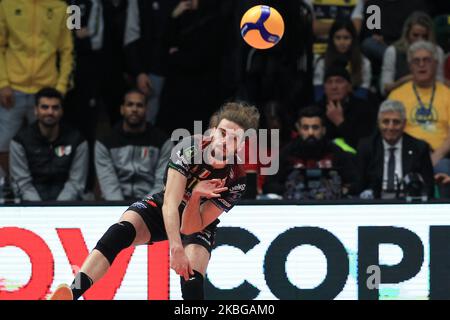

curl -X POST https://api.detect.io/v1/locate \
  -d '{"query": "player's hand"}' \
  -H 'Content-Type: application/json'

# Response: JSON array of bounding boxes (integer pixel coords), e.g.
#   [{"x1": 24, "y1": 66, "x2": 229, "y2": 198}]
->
[
  {"x1": 193, "y1": 179, "x2": 228, "y2": 199},
  {"x1": 137, "y1": 73, "x2": 153, "y2": 96},
  {"x1": 0, "y1": 86, "x2": 14, "y2": 109},
  {"x1": 435, "y1": 173, "x2": 450, "y2": 185},
  {"x1": 170, "y1": 246, "x2": 194, "y2": 281},
  {"x1": 326, "y1": 100, "x2": 344, "y2": 126}
]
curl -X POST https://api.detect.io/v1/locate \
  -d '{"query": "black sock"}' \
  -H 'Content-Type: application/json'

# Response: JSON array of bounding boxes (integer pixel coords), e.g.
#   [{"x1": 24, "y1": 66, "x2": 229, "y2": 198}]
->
[{"x1": 70, "y1": 272, "x2": 93, "y2": 300}]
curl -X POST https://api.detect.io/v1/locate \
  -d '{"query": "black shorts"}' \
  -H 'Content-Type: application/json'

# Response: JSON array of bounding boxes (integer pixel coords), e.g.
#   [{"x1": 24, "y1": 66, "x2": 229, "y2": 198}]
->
[{"x1": 126, "y1": 197, "x2": 218, "y2": 254}]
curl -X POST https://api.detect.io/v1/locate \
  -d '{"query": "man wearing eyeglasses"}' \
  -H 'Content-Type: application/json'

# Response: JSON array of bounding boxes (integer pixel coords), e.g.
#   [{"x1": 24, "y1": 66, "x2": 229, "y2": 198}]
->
[
  {"x1": 389, "y1": 40, "x2": 450, "y2": 176},
  {"x1": 8, "y1": 88, "x2": 88, "y2": 201},
  {"x1": 94, "y1": 89, "x2": 173, "y2": 201},
  {"x1": 353, "y1": 100, "x2": 434, "y2": 199}
]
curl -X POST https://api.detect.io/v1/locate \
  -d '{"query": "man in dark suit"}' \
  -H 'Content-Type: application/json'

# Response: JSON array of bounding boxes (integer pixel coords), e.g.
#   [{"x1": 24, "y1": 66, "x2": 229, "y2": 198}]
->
[{"x1": 353, "y1": 100, "x2": 434, "y2": 199}]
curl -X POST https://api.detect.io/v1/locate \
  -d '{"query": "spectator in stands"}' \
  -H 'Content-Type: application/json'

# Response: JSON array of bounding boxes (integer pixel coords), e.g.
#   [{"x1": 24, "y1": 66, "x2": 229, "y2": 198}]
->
[
  {"x1": 314, "y1": 19, "x2": 372, "y2": 101},
  {"x1": 303, "y1": 0, "x2": 363, "y2": 56},
  {"x1": 159, "y1": 0, "x2": 223, "y2": 132},
  {"x1": 263, "y1": 106, "x2": 357, "y2": 200},
  {"x1": 129, "y1": 0, "x2": 172, "y2": 125},
  {"x1": 95, "y1": 89, "x2": 173, "y2": 201},
  {"x1": 99, "y1": 0, "x2": 137, "y2": 126},
  {"x1": 319, "y1": 66, "x2": 377, "y2": 149},
  {"x1": 9, "y1": 88, "x2": 88, "y2": 201},
  {"x1": 380, "y1": 11, "x2": 446, "y2": 96},
  {"x1": 389, "y1": 41, "x2": 450, "y2": 174},
  {"x1": 360, "y1": 0, "x2": 429, "y2": 69},
  {"x1": 65, "y1": 0, "x2": 104, "y2": 195},
  {"x1": 353, "y1": 100, "x2": 434, "y2": 199},
  {"x1": 0, "y1": 0, "x2": 74, "y2": 177}
]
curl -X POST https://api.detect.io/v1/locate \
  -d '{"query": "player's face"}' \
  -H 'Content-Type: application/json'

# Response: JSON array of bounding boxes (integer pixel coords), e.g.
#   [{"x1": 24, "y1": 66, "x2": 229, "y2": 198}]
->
[
  {"x1": 379, "y1": 111, "x2": 405, "y2": 145},
  {"x1": 210, "y1": 119, "x2": 244, "y2": 163},
  {"x1": 333, "y1": 28, "x2": 352, "y2": 54},
  {"x1": 299, "y1": 117, "x2": 325, "y2": 141},
  {"x1": 121, "y1": 92, "x2": 147, "y2": 127},
  {"x1": 35, "y1": 97, "x2": 63, "y2": 128},
  {"x1": 408, "y1": 24, "x2": 429, "y2": 44}
]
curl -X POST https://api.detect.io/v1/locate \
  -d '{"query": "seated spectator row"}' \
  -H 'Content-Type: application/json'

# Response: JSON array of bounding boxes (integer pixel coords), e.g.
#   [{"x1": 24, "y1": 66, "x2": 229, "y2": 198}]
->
[{"x1": 9, "y1": 88, "x2": 173, "y2": 201}]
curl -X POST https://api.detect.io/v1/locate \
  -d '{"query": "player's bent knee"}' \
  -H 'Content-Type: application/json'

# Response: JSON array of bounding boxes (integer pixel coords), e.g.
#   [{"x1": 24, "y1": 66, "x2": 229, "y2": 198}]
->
[
  {"x1": 180, "y1": 270, "x2": 204, "y2": 300},
  {"x1": 94, "y1": 221, "x2": 136, "y2": 265}
]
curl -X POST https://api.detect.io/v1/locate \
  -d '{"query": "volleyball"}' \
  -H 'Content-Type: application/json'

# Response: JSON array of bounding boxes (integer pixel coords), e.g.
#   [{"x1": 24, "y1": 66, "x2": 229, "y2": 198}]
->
[{"x1": 240, "y1": 5, "x2": 285, "y2": 50}]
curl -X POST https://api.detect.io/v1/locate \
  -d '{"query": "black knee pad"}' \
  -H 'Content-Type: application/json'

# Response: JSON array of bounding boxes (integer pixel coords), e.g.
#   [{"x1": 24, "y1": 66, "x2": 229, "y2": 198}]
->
[
  {"x1": 94, "y1": 221, "x2": 136, "y2": 265},
  {"x1": 180, "y1": 270, "x2": 204, "y2": 300}
]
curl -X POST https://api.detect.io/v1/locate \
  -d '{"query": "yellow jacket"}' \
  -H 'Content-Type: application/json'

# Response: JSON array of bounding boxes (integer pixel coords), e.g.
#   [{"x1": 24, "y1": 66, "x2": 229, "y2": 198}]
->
[{"x1": 0, "y1": 0, "x2": 74, "y2": 94}]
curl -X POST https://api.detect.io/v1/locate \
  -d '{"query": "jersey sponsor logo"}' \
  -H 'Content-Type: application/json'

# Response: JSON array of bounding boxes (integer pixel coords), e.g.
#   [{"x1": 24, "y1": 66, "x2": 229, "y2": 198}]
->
[
  {"x1": 196, "y1": 235, "x2": 211, "y2": 247},
  {"x1": 229, "y1": 184, "x2": 246, "y2": 193},
  {"x1": 217, "y1": 198, "x2": 232, "y2": 208},
  {"x1": 130, "y1": 202, "x2": 148, "y2": 210},
  {"x1": 54, "y1": 145, "x2": 72, "y2": 157}
]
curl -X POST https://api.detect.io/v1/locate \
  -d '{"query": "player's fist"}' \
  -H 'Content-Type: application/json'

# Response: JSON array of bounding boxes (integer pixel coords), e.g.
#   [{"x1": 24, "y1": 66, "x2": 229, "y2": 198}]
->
[{"x1": 193, "y1": 179, "x2": 228, "y2": 199}]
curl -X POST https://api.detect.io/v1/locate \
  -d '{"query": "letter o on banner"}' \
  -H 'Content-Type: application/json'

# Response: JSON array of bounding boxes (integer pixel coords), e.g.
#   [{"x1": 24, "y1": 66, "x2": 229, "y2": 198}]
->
[{"x1": 0, "y1": 227, "x2": 54, "y2": 300}]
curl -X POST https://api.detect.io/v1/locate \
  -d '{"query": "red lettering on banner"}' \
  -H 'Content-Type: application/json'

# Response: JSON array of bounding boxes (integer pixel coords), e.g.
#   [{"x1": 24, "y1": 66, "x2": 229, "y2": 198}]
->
[
  {"x1": 57, "y1": 228, "x2": 135, "y2": 300},
  {"x1": 147, "y1": 241, "x2": 169, "y2": 300},
  {"x1": 0, "y1": 227, "x2": 54, "y2": 300}
]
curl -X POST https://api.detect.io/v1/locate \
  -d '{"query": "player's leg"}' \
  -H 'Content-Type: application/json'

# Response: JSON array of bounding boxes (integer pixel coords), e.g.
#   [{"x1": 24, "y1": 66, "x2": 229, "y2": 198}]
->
[
  {"x1": 180, "y1": 243, "x2": 211, "y2": 300},
  {"x1": 50, "y1": 210, "x2": 151, "y2": 300}
]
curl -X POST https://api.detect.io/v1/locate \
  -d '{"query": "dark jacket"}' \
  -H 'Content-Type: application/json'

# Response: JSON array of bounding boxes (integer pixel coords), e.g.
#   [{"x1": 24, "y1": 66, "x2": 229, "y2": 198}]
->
[
  {"x1": 352, "y1": 132, "x2": 434, "y2": 198},
  {"x1": 95, "y1": 123, "x2": 173, "y2": 200},
  {"x1": 10, "y1": 122, "x2": 88, "y2": 201},
  {"x1": 126, "y1": 0, "x2": 173, "y2": 76},
  {"x1": 263, "y1": 137, "x2": 358, "y2": 197},
  {"x1": 319, "y1": 94, "x2": 377, "y2": 149}
]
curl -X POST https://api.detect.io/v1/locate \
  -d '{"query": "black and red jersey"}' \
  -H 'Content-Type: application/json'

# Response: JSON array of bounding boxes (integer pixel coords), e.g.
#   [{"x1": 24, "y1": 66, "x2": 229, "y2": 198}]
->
[{"x1": 151, "y1": 135, "x2": 247, "y2": 214}]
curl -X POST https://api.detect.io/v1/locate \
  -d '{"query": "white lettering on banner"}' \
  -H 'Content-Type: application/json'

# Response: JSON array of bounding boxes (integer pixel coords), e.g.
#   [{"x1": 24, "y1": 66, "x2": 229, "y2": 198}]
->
[{"x1": 1, "y1": 205, "x2": 450, "y2": 299}]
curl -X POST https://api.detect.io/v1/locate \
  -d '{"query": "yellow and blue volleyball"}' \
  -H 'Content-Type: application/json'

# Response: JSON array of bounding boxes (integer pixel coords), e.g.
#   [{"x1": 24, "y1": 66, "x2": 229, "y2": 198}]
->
[{"x1": 240, "y1": 5, "x2": 285, "y2": 49}]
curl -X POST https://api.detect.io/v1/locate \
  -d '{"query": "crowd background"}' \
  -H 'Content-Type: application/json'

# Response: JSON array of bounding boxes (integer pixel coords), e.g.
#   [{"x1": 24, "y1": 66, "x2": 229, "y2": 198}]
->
[{"x1": 0, "y1": 0, "x2": 449, "y2": 203}]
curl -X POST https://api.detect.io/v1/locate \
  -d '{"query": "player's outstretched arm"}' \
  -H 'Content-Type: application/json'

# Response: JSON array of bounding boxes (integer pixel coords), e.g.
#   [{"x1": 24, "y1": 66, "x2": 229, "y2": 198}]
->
[{"x1": 162, "y1": 168, "x2": 193, "y2": 280}]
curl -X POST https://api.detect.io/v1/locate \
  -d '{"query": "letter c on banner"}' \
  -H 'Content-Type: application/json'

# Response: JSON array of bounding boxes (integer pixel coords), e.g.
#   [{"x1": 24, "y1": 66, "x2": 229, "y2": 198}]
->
[{"x1": 0, "y1": 227, "x2": 54, "y2": 300}]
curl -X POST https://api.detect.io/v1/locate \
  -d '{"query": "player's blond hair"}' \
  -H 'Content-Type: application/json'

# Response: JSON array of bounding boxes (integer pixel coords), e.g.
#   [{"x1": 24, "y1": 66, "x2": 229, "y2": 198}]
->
[{"x1": 215, "y1": 101, "x2": 260, "y2": 131}]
